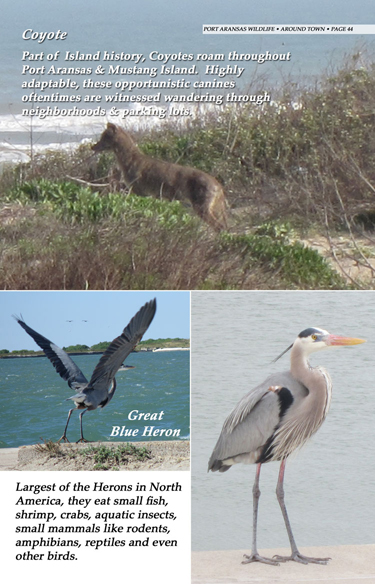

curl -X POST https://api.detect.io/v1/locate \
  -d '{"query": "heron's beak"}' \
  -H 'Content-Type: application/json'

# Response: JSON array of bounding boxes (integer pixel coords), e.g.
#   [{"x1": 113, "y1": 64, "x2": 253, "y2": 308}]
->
[{"x1": 326, "y1": 334, "x2": 366, "y2": 346}]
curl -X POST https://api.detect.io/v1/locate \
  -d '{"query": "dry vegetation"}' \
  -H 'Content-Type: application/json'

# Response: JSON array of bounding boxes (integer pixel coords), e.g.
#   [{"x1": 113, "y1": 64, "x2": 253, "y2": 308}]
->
[
  {"x1": 14, "y1": 440, "x2": 190, "y2": 471},
  {"x1": 2, "y1": 52, "x2": 375, "y2": 289}
]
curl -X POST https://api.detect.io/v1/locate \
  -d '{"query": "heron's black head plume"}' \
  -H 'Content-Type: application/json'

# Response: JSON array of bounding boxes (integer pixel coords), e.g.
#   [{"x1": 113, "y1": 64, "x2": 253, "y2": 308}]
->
[
  {"x1": 271, "y1": 343, "x2": 293, "y2": 364},
  {"x1": 298, "y1": 327, "x2": 323, "y2": 338},
  {"x1": 272, "y1": 327, "x2": 328, "y2": 363}
]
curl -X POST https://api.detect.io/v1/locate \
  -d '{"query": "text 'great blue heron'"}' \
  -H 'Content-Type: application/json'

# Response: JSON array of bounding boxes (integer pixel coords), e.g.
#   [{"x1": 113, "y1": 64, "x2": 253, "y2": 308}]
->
[
  {"x1": 14, "y1": 299, "x2": 156, "y2": 443},
  {"x1": 208, "y1": 327, "x2": 365, "y2": 565}
]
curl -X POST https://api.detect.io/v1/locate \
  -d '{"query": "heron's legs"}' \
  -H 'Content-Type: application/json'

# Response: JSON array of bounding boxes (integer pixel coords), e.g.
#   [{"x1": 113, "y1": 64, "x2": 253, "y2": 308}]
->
[
  {"x1": 273, "y1": 459, "x2": 331, "y2": 565},
  {"x1": 76, "y1": 409, "x2": 90, "y2": 443},
  {"x1": 243, "y1": 463, "x2": 280, "y2": 566},
  {"x1": 57, "y1": 408, "x2": 75, "y2": 443}
]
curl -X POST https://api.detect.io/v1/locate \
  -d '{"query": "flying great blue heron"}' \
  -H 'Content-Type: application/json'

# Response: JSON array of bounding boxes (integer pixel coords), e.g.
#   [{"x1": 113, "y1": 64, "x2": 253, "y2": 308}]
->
[
  {"x1": 14, "y1": 299, "x2": 156, "y2": 443},
  {"x1": 208, "y1": 327, "x2": 365, "y2": 566}
]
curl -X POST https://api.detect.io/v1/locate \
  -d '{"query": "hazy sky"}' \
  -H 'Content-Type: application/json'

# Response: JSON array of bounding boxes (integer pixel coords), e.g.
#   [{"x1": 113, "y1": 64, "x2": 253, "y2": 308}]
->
[{"x1": 0, "y1": 291, "x2": 190, "y2": 351}]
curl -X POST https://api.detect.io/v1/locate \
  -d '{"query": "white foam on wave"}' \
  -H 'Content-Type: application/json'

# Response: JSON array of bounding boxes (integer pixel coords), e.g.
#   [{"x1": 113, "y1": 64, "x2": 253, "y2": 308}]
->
[
  {"x1": 0, "y1": 101, "x2": 267, "y2": 165},
  {"x1": 0, "y1": 112, "x2": 108, "y2": 135},
  {"x1": 0, "y1": 107, "x2": 175, "y2": 164},
  {"x1": 0, "y1": 105, "x2": 182, "y2": 134},
  {"x1": 0, "y1": 140, "x2": 90, "y2": 164},
  {"x1": 0, "y1": 111, "x2": 182, "y2": 165}
]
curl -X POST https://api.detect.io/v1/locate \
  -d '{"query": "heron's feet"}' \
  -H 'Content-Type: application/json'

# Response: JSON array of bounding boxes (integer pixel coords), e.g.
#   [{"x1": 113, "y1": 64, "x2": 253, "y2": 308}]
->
[
  {"x1": 242, "y1": 553, "x2": 280, "y2": 566},
  {"x1": 76, "y1": 438, "x2": 90, "y2": 444},
  {"x1": 57, "y1": 436, "x2": 70, "y2": 444},
  {"x1": 273, "y1": 551, "x2": 331, "y2": 565}
]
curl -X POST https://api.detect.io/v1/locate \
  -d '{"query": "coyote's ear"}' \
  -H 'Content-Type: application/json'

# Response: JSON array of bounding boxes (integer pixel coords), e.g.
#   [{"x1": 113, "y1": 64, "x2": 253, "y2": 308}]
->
[{"x1": 106, "y1": 122, "x2": 117, "y2": 134}]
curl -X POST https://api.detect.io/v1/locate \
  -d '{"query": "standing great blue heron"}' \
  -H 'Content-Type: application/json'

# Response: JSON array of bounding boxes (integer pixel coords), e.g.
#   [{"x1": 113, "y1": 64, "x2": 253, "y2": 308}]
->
[
  {"x1": 14, "y1": 299, "x2": 156, "y2": 443},
  {"x1": 208, "y1": 327, "x2": 365, "y2": 566}
]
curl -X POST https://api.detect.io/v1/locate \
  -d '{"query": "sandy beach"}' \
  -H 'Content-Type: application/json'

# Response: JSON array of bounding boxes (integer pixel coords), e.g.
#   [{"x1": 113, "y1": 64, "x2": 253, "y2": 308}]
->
[{"x1": 0, "y1": 440, "x2": 190, "y2": 471}]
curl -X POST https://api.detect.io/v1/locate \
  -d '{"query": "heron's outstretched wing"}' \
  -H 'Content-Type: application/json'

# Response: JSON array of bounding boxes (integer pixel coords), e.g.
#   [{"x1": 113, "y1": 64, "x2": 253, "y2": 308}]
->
[
  {"x1": 13, "y1": 316, "x2": 88, "y2": 390},
  {"x1": 88, "y1": 299, "x2": 157, "y2": 389}
]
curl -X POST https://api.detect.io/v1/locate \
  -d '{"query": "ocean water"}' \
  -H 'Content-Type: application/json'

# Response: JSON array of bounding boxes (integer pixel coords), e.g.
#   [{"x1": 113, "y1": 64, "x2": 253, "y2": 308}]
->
[
  {"x1": 191, "y1": 291, "x2": 375, "y2": 549},
  {"x1": 1, "y1": 0, "x2": 375, "y2": 164},
  {"x1": 0, "y1": 349, "x2": 189, "y2": 447}
]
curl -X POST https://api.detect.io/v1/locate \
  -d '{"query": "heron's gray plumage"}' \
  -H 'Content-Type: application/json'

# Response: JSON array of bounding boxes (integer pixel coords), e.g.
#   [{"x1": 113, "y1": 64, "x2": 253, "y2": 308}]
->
[
  {"x1": 89, "y1": 300, "x2": 155, "y2": 391},
  {"x1": 207, "y1": 326, "x2": 365, "y2": 566},
  {"x1": 208, "y1": 331, "x2": 337, "y2": 473},
  {"x1": 14, "y1": 298, "x2": 156, "y2": 441},
  {"x1": 13, "y1": 317, "x2": 89, "y2": 390},
  {"x1": 208, "y1": 371, "x2": 310, "y2": 471}
]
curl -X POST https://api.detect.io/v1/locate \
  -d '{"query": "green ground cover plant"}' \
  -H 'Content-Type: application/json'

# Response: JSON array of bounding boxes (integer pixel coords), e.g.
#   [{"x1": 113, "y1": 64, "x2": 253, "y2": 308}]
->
[{"x1": 2, "y1": 52, "x2": 374, "y2": 289}]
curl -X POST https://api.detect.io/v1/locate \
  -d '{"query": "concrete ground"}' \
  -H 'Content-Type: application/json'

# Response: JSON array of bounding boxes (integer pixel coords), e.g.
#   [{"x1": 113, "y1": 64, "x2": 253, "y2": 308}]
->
[{"x1": 192, "y1": 545, "x2": 375, "y2": 584}]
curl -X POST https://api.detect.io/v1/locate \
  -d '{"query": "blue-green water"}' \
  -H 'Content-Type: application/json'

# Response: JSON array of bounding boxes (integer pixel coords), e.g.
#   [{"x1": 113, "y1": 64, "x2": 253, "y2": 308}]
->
[{"x1": 0, "y1": 350, "x2": 189, "y2": 447}]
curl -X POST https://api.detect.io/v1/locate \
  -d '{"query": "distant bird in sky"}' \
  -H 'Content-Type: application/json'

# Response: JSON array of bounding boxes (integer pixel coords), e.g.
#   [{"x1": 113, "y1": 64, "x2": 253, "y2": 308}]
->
[
  {"x1": 14, "y1": 299, "x2": 156, "y2": 443},
  {"x1": 208, "y1": 327, "x2": 365, "y2": 565}
]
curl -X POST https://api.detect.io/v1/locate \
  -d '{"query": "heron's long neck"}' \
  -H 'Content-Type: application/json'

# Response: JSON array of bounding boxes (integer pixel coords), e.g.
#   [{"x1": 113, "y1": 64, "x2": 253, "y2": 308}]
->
[
  {"x1": 290, "y1": 344, "x2": 332, "y2": 421},
  {"x1": 269, "y1": 343, "x2": 333, "y2": 459},
  {"x1": 290, "y1": 343, "x2": 312, "y2": 386}
]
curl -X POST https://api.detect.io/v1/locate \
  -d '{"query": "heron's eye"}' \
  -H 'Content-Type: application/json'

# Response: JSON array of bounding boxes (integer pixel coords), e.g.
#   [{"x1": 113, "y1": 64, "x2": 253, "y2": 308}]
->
[{"x1": 311, "y1": 334, "x2": 317, "y2": 341}]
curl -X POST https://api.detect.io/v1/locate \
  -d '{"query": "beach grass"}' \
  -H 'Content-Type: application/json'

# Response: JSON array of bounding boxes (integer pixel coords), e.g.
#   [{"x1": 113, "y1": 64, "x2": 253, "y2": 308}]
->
[{"x1": 1, "y1": 52, "x2": 375, "y2": 289}]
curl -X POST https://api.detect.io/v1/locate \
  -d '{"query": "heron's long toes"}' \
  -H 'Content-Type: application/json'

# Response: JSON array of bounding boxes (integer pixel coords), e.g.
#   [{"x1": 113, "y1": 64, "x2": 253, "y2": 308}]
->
[
  {"x1": 76, "y1": 438, "x2": 90, "y2": 444},
  {"x1": 273, "y1": 554, "x2": 308, "y2": 565},
  {"x1": 57, "y1": 436, "x2": 70, "y2": 444},
  {"x1": 273, "y1": 553, "x2": 331, "y2": 565},
  {"x1": 243, "y1": 553, "x2": 280, "y2": 566}
]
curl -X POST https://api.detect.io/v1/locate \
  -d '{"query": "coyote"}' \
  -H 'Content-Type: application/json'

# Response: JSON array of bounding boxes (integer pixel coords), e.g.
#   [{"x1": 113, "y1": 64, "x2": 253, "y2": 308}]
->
[{"x1": 92, "y1": 123, "x2": 227, "y2": 230}]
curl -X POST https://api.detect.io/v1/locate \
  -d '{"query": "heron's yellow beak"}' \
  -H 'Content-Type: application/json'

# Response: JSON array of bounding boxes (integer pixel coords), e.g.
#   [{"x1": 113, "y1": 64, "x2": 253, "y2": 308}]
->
[{"x1": 326, "y1": 335, "x2": 366, "y2": 346}]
